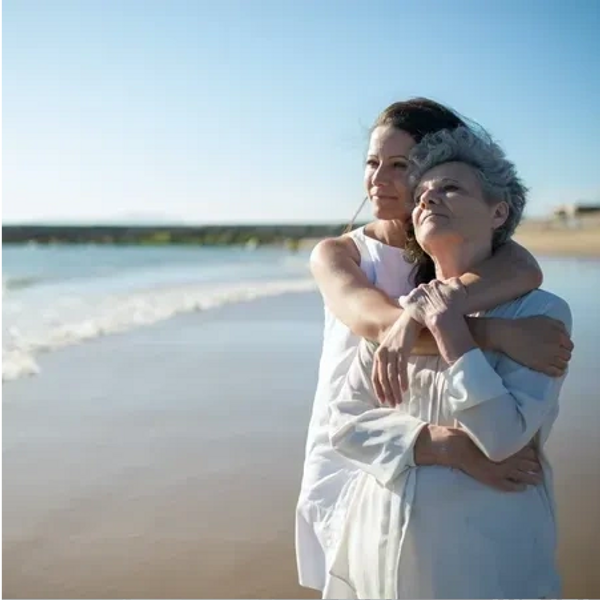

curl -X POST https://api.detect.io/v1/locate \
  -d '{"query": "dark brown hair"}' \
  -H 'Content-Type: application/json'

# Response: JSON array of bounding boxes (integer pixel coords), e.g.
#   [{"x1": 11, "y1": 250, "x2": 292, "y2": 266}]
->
[
  {"x1": 347, "y1": 98, "x2": 467, "y2": 284},
  {"x1": 372, "y1": 97, "x2": 466, "y2": 143}
]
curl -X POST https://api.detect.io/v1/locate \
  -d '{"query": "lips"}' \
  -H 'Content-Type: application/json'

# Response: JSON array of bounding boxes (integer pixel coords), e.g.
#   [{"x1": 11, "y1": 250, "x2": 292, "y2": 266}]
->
[{"x1": 421, "y1": 213, "x2": 445, "y2": 224}]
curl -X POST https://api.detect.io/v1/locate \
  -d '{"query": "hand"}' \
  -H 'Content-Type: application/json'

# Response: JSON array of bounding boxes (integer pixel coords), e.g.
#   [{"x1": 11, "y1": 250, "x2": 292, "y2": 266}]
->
[
  {"x1": 457, "y1": 435, "x2": 543, "y2": 492},
  {"x1": 495, "y1": 316, "x2": 574, "y2": 377},
  {"x1": 399, "y1": 278, "x2": 468, "y2": 329},
  {"x1": 372, "y1": 310, "x2": 423, "y2": 407}
]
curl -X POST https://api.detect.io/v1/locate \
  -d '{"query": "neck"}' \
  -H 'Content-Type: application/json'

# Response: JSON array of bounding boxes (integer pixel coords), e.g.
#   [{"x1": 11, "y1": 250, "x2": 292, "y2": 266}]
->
[
  {"x1": 431, "y1": 241, "x2": 492, "y2": 280},
  {"x1": 367, "y1": 219, "x2": 408, "y2": 248}
]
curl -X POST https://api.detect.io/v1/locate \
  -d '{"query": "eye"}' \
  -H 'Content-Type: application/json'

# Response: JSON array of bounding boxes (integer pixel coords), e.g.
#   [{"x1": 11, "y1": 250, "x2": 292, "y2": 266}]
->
[
  {"x1": 442, "y1": 184, "x2": 460, "y2": 193},
  {"x1": 365, "y1": 158, "x2": 378, "y2": 168},
  {"x1": 393, "y1": 161, "x2": 407, "y2": 170}
]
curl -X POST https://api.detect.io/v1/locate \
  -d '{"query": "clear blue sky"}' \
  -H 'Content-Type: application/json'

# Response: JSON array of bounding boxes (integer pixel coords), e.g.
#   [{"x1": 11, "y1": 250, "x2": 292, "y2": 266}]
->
[{"x1": 4, "y1": 0, "x2": 600, "y2": 224}]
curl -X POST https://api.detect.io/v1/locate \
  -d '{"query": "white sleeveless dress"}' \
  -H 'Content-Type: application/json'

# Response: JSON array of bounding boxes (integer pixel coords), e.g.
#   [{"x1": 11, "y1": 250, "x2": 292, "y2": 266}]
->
[{"x1": 295, "y1": 226, "x2": 415, "y2": 592}]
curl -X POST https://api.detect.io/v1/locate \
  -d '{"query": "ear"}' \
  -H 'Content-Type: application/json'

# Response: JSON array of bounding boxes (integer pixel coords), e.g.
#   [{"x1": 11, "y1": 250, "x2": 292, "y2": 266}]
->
[{"x1": 491, "y1": 201, "x2": 509, "y2": 231}]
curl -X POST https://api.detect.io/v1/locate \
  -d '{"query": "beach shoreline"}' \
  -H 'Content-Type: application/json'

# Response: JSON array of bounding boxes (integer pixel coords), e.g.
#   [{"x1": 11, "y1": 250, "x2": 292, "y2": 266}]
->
[{"x1": 4, "y1": 284, "x2": 600, "y2": 599}]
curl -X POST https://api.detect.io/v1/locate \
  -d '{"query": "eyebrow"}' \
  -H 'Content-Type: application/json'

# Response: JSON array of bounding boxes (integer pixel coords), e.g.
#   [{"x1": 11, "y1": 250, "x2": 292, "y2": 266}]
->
[
  {"x1": 366, "y1": 154, "x2": 408, "y2": 160},
  {"x1": 414, "y1": 177, "x2": 461, "y2": 198}
]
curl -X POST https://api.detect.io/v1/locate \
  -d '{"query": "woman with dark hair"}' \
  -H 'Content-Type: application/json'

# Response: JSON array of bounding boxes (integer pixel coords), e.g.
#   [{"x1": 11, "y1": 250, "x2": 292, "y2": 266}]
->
[
  {"x1": 295, "y1": 99, "x2": 573, "y2": 594},
  {"x1": 327, "y1": 126, "x2": 571, "y2": 598}
]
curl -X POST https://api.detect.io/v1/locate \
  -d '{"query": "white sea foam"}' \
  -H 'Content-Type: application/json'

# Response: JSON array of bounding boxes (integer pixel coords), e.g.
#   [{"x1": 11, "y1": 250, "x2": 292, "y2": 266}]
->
[{"x1": 2, "y1": 277, "x2": 317, "y2": 382}]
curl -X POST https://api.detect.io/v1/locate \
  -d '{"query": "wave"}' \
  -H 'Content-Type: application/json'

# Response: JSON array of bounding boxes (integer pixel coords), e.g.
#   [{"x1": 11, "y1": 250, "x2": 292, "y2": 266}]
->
[
  {"x1": 2, "y1": 277, "x2": 317, "y2": 383},
  {"x1": 2, "y1": 276, "x2": 44, "y2": 292}
]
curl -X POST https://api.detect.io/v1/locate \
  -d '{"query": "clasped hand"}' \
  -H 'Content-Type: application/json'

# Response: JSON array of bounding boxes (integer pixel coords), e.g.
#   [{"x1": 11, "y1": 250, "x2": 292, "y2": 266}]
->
[{"x1": 372, "y1": 279, "x2": 466, "y2": 406}]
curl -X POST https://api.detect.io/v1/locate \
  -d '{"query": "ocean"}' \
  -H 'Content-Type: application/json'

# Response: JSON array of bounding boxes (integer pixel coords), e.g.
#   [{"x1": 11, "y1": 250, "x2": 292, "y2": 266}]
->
[
  {"x1": 2, "y1": 244, "x2": 315, "y2": 381},
  {"x1": 4, "y1": 244, "x2": 599, "y2": 383}
]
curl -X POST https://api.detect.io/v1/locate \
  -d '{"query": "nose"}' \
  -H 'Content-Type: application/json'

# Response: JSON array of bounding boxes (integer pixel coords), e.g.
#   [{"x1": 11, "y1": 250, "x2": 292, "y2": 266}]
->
[
  {"x1": 417, "y1": 186, "x2": 440, "y2": 208},
  {"x1": 372, "y1": 164, "x2": 389, "y2": 186}
]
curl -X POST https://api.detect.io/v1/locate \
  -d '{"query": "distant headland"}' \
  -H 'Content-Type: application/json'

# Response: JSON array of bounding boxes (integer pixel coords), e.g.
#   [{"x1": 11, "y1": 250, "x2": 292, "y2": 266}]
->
[
  {"x1": 1, "y1": 223, "x2": 348, "y2": 250},
  {"x1": 3, "y1": 205, "x2": 600, "y2": 258}
]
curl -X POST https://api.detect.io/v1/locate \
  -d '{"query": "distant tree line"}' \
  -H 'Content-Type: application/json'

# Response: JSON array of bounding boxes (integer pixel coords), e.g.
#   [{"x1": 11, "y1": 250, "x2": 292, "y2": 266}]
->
[{"x1": 2, "y1": 224, "x2": 355, "y2": 247}]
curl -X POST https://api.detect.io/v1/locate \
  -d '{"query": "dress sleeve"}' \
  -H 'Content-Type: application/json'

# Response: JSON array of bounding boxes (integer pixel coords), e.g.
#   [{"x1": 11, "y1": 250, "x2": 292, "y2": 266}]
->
[
  {"x1": 444, "y1": 294, "x2": 572, "y2": 462},
  {"x1": 328, "y1": 340, "x2": 428, "y2": 488}
]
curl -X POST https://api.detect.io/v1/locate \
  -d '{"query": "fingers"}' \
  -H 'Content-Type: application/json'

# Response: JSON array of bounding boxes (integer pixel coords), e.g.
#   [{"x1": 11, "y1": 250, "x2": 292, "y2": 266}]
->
[
  {"x1": 445, "y1": 277, "x2": 466, "y2": 294},
  {"x1": 559, "y1": 332, "x2": 574, "y2": 351},
  {"x1": 372, "y1": 352, "x2": 387, "y2": 406},
  {"x1": 398, "y1": 354, "x2": 409, "y2": 393},
  {"x1": 374, "y1": 348, "x2": 395, "y2": 407},
  {"x1": 552, "y1": 357, "x2": 569, "y2": 372},
  {"x1": 557, "y1": 347, "x2": 572, "y2": 362},
  {"x1": 509, "y1": 468, "x2": 543, "y2": 486},
  {"x1": 501, "y1": 479, "x2": 527, "y2": 493},
  {"x1": 551, "y1": 319, "x2": 574, "y2": 351},
  {"x1": 516, "y1": 458, "x2": 542, "y2": 473},
  {"x1": 387, "y1": 357, "x2": 401, "y2": 407},
  {"x1": 548, "y1": 364, "x2": 566, "y2": 378}
]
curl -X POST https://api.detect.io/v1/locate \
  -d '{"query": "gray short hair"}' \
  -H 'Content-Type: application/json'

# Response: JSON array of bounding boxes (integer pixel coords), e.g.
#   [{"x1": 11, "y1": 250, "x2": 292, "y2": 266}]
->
[{"x1": 407, "y1": 126, "x2": 528, "y2": 246}]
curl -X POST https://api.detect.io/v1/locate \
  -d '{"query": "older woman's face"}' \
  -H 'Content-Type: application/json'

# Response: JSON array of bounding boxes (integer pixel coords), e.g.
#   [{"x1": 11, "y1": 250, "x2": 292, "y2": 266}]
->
[{"x1": 412, "y1": 161, "x2": 507, "y2": 250}]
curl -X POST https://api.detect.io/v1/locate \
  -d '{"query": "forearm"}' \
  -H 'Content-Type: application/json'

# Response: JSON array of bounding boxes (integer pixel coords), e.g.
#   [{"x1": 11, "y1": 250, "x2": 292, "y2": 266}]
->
[
  {"x1": 459, "y1": 240, "x2": 542, "y2": 314},
  {"x1": 311, "y1": 238, "x2": 402, "y2": 342},
  {"x1": 430, "y1": 298, "x2": 571, "y2": 463},
  {"x1": 330, "y1": 288, "x2": 402, "y2": 343},
  {"x1": 412, "y1": 316, "x2": 496, "y2": 355}
]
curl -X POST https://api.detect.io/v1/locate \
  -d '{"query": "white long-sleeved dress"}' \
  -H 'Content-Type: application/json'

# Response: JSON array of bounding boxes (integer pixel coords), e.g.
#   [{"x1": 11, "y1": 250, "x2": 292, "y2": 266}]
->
[{"x1": 325, "y1": 289, "x2": 572, "y2": 599}]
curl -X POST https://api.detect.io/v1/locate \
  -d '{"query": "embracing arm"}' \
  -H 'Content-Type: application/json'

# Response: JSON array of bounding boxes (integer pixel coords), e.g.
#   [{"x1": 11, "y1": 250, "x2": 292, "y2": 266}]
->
[
  {"x1": 461, "y1": 240, "x2": 542, "y2": 314},
  {"x1": 311, "y1": 235, "x2": 542, "y2": 349},
  {"x1": 329, "y1": 340, "x2": 461, "y2": 487},
  {"x1": 433, "y1": 295, "x2": 572, "y2": 462},
  {"x1": 310, "y1": 237, "x2": 401, "y2": 343},
  {"x1": 416, "y1": 240, "x2": 544, "y2": 353}
]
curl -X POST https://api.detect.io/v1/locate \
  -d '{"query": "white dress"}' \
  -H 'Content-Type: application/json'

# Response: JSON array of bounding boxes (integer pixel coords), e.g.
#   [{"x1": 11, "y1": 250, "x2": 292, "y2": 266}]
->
[
  {"x1": 295, "y1": 226, "x2": 415, "y2": 592},
  {"x1": 326, "y1": 289, "x2": 572, "y2": 599}
]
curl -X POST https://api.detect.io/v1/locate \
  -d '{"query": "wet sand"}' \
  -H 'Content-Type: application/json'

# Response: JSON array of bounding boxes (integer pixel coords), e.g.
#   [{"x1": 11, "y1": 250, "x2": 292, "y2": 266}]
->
[
  {"x1": 3, "y1": 290, "x2": 600, "y2": 598},
  {"x1": 3, "y1": 293, "x2": 323, "y2": 599}
]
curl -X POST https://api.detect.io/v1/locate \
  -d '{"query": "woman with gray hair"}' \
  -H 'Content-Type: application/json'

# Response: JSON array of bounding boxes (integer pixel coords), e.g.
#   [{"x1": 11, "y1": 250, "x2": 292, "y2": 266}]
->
[{"x1": 324, "y1": 127, "x2": 572, "y2": 599}]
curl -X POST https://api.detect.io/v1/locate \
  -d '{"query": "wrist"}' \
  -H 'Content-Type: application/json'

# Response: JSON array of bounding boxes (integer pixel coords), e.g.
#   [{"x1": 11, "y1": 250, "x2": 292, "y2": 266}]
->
[
  {"x1": 467, "y1": 316, "x2": 500, "y2": 351},
  {"x1": 376, "y1": 306, "x2": 403, "y2": 344},
  {"x1": 428, "y1": 311, "x2": 477, "y2": 364},
  {"x1": 414, "y1": 424, "x2": 466, "y2": 469}
]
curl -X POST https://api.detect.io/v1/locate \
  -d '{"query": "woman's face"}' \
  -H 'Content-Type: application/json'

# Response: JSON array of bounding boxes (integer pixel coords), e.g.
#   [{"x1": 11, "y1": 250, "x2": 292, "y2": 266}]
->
[
  {"x1": 364, "y1": 125, "x2": 416, "y2": 221},
  {"x1": 412, "y1": 161, "x2": 508, "y2": 252}
]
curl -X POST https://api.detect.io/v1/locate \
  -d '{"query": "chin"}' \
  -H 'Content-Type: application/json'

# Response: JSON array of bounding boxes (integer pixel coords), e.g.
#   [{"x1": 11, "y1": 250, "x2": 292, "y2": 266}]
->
[
  {"x1": 416, "y1": 221, "x2": 451, "y2": 244},
  {"x1": 372, "y1": 204, "x2": 408, "y2": 222}
]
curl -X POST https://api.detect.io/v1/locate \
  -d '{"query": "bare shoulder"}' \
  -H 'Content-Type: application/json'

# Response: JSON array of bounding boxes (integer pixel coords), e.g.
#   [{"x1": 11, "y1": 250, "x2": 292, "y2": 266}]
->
[{"x1": 310, "y1": 233, "x2": 360, "y2": 268}]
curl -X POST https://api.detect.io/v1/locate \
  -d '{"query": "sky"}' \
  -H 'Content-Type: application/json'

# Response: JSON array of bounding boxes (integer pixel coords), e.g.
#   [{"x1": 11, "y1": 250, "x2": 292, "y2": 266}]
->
[{"x1": 3, "y1": 0, "x2": 600, "y2": 224}]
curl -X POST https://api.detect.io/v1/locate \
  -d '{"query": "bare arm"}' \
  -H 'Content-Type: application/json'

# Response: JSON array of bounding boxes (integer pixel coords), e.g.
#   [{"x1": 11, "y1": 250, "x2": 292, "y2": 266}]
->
[
  {"x1": 460, "y1": 240, "x2": 543, "y2": 314},
  {"x1": 310, "y1": 236, "x2": 402, "y2": 343},
  {"x1": 311, "y1": 235, "x2": 542, "y2": 348}
]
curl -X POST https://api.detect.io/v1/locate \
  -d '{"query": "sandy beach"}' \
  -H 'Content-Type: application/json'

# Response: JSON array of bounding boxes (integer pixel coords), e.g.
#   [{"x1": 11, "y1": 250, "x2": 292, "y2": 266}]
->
[
  {"x1": 513, "y1": 219, "x2": 600, "y2": 257},
  {"x1": 3, "y1": 294, "x2": 323, "y2": 599},
  {"x1": 4, "y1": 278, "x2": 600, "y2": 598},
  {"x1": 299, "y1": 220, "x2": 600, "y2": 258}
]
